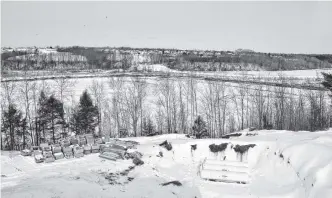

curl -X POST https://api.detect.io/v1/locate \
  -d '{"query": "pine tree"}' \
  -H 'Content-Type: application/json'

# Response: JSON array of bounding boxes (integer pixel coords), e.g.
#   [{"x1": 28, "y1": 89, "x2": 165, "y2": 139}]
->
[
  {"x1": 2, "y1": 105, "x2": 23, "y2": 150},
  {"x1": 37, "y1": 91, "x2": 48, "y2": 143},
  {"x1": 142, "y1": 117, "x2": 155, "y2": 136},
  {"x1": 71, "y1": 90, "x2": 98, "y2": 136},
  {"x1": 16, "y1": 117, "x2": 29, "y2": 149},
  {"x1": 322, "y1": 73, "x2": 332, "y2": 126},
  {"x1": 192, "y1": 115, "x2": 208, "y2": 139},
  {"x1": 41, "y1": 95, "x2": 65, "y2": 143},
  {"x1": 322, "y1": 73, "x2": 332, "y2": 95}
]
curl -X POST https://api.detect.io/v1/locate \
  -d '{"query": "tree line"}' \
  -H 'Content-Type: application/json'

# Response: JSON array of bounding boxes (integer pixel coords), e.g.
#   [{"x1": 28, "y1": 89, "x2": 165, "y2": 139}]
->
[
  {"x1": 2, "y1": 47, "x2": 332, "y2": 73},
  {"x1": 1, "y1": 73, "x2": 332, "y2": 150}
]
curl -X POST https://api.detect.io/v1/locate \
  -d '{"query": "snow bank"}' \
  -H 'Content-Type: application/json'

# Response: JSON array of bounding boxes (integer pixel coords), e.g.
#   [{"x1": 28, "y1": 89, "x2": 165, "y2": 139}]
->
[{"x1": 130, "y1": 130, "x2": 332, "y2": 198}]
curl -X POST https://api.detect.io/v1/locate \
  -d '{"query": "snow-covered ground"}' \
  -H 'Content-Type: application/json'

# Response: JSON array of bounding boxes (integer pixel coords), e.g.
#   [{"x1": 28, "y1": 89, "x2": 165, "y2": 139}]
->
[
  {"x1": 199, "y1": 69, "x2": 332, "y2": 79},
  {"x1": 130, "y1": 64, "x2": 177, "y2": 73},
  {"x1": 1, "y1": 129, "x2": 332, "y2": 198}
]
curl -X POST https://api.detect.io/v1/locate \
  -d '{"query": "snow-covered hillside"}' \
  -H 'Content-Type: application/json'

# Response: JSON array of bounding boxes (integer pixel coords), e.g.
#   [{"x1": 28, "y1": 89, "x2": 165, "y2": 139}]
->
[{"x1": 1, "y1": 129, "x2": 332, "y2": 198}]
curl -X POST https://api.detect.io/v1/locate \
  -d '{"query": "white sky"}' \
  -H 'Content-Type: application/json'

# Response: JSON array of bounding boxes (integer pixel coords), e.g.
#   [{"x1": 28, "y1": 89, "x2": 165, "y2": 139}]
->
[{"x1": 1, "y1": 1, "x2": 332, "y2": 53}]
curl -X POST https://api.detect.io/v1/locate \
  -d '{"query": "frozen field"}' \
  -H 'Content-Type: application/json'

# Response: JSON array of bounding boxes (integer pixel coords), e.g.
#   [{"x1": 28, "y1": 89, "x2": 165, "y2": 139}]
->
[{"x1": 1, "y1": 129, "x2": 332, "y2": 198}]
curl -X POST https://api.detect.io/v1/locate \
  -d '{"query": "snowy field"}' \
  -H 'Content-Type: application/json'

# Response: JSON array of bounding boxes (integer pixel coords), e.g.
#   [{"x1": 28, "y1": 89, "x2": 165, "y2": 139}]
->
[
  {"x1": 2, "y1": 64, "x2": 332, "y2": 82},
  {"x1": 1, "y1": 129, "x2": 332, "y2": 198}
]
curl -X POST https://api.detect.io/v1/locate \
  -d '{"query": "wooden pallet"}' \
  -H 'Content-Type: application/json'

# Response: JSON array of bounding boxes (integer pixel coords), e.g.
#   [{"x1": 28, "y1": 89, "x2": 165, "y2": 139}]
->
[{"x1": 200, "y1": 159, "x2": 250, "y2": 184}]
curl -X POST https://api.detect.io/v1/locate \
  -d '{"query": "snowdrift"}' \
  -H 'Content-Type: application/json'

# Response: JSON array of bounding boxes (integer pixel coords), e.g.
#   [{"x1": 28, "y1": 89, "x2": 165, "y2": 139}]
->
[{"x1": 2, "y1": 129, "x2": 332, "y2": 198}]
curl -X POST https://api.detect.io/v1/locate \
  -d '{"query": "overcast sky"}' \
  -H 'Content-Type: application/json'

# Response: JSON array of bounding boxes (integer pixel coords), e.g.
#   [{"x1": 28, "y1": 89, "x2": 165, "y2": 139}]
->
[{"x1": 1, "y1": 1, "x2": 332, "y2": 53}]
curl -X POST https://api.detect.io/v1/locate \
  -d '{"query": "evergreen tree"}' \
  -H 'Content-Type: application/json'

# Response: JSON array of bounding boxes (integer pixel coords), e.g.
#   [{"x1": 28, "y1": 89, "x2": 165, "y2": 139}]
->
[
  {"x1": 192, "y1": 115, "x2": 208, "y2": 139},
  {"x1": 142, "y1": 117, "x2": 155, "y2": 136},
  {"x1": 71, "y1": 90, "x2": 98, "y2": 136},
  {"x1": 322, "y1": 73, "x2": 332, "y2": 126},
  {"x1": 322, "y1": 73, "x2": 332, "y2": 96},
  {"x1": 2, "y1": 105, "x2": 23, "y2": 150},
  {"x1": 16, "y1": 117, "x2": 29, "y2": 149},
  {"x1": 37, "y1": 91, "x2": 48, "y2": 143},
  {"x1": 70, "y1": 106, "x2": 80, "y2": 135},
  {"x1": 42, "y1": 94, "x2": 65, "y2": 143}
]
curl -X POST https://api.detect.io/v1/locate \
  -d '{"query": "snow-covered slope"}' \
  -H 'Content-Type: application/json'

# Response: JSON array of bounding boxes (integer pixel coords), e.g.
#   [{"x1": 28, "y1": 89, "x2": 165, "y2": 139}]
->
[{"x1": 1, "y1": 129, "x2": 332, "y2": 198}]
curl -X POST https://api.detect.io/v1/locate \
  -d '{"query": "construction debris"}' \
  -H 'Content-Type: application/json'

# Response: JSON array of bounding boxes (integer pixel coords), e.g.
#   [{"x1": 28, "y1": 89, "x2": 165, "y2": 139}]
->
[
  {"x1": 95, "y1": 138, "x2": 103, "y2": 144},
  {"x1": 43, "y1": 151, "x2": 55, "y2": 163},
  {"x1": 104, "y1": 147, "x2": 126, "y2": 159},
  {"x1": 73, "y1": 146, "x2": 84, "y2": 158},
  {"x1": 24, "y1": 136, "x2": 142, "y2": 164},
  {"x1": 83, "y1": 145, "x2": 92, "y2": 154},
  {"x1": 20, "y1": 149, "x2": 32, "y2": 156},
  {"x1": 70, "y1": 138, "x2": 79, "y2": 145},
  {"x1": 133, "y1": 157, "x2": 144, "y2": 166},
  {"x1": 99, "y1": 152, "x2": 121, "y2": 161},
  {"x1": 52, "y1": 145, "x2": 62, "y2": 154},
  {"x1": 85, "y1": 134, "x2": 94, "y2": 145},
  {"x1": 54, "y1": 152, "x2": 64, "y2": 160},
  {"x1": 159, "y1": 140, "x2": 172, "y2": 151},
  {"x1": 91, "y1": 144, "x2": 100, "y2": 153},
  {"x1": 78, "y1": 136, "x2": 87, "y2": 146},
  {"x1": 161, "y1": 181, "x2": 182, "y2": 186},
  {"x1": 125, "y1": 151, "x2": 143, "y2": 159}
]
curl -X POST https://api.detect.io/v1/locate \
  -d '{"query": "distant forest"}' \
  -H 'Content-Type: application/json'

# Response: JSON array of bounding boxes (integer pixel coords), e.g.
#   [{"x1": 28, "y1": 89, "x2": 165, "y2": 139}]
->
[{"x1": 2, "y1": 46, "x2": 332, "y2": 72}]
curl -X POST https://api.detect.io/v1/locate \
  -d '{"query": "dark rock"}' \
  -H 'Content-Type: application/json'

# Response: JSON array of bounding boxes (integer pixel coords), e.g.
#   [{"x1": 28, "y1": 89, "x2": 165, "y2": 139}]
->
[
  {"x1": 249, "y1": 127, "x2": 256, "y2": 131},
  {"x1": 161, "y1": 180, "x2": 182, "y2": 186},
  {"x1": 221, "y1": 133, "x2": 242, "y2": 139},
  {"x1": 191, "y1": 144, "x2": 197, "y2": 151}
]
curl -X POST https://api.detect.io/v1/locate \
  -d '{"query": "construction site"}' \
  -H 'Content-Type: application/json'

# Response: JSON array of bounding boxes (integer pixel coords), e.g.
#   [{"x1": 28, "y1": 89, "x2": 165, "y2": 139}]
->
[{"x1": 2, "y1": 129, "x2": 332, "y2": 198}]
